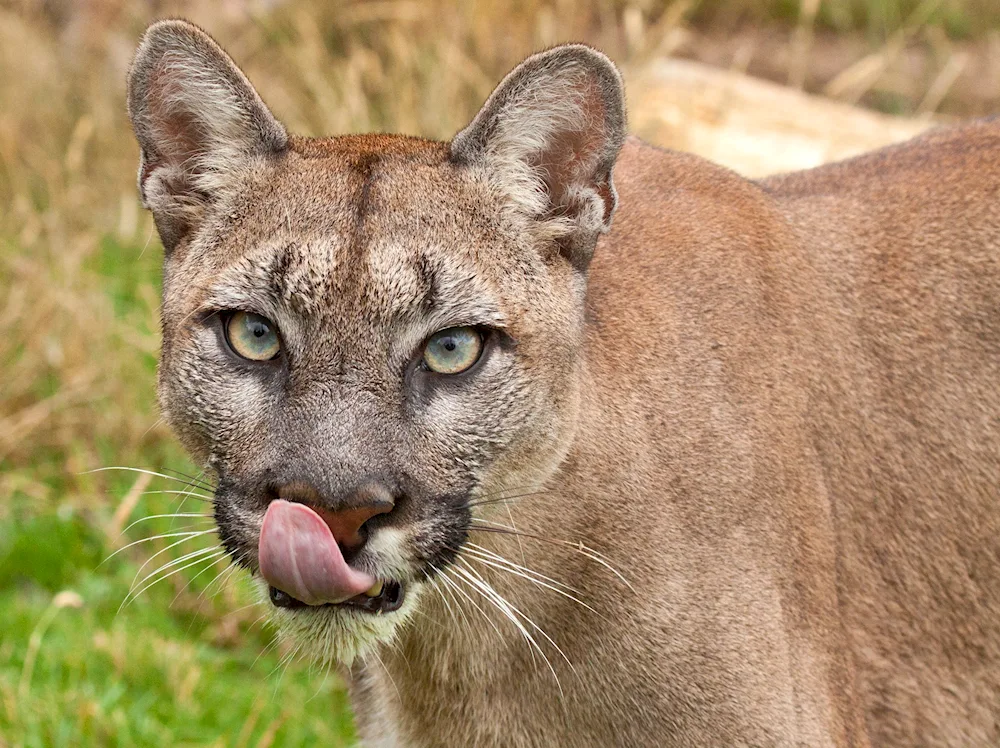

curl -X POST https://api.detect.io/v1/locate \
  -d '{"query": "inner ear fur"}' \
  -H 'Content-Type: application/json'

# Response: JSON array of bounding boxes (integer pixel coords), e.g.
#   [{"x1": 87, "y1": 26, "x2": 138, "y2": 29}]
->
[
  {"x1": 127, "y1": 19, "x2": 287, "y2": 252},
  {"x1": 450, "y1": 44, "x2": 626, "y2": 270}
]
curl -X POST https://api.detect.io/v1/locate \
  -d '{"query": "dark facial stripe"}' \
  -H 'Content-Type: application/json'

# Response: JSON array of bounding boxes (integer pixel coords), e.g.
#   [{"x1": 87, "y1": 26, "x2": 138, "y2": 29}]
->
[{"x1": 351, "y1": 153, "x2": 380, "y2": 245}]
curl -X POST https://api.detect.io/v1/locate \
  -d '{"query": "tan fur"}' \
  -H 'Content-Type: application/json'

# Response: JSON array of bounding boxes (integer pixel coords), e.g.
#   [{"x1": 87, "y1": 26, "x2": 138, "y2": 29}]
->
[{"x1": 128, "y1": 20, "x2": 1000, "y2": 747}]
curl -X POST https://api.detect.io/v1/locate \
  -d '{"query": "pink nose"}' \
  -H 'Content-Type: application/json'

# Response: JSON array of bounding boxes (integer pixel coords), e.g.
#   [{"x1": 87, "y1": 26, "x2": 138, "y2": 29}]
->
[
  {"x1": 311, "y1": 503, "x2": 391, "y2": 550},
  {"x1": 276, "y1": 482, "x2": 394, "y2": 552}
]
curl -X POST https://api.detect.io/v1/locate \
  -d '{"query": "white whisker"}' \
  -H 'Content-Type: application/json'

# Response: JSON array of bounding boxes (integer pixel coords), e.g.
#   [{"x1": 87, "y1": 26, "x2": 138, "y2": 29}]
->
[
  {"x1": 271, "y1": 640, "x2": 302, "y2": 696},
  {"x1": 246, "y1": 611, "x2": 270, "y2": 635},
  {"x1": 129, "y1": 544, "x2": 222, "y2": 593},
  {"x1": 439, "y1": 567, "x2": 505, "y2": 642},
  {"x1": 452, "y1": 562, "x2": 567, "y2": 695},
  {"x1": 120, "y1": 548, "x2": 225, "y2": 610},
  {"x1": 468, "y1": 520, "x2": 634, "y2": 592},
  {"x1": 127, "y1": 544, "x2": 223, "y2": 594},
  {"x1": 381, "y1": 635, "x2": 414, "y2": 678},
  {"x1": 124, "y1": 529, "x2": 217, "y2": 586},
  {"x1": 252, "y1": 632, "x2": 283, "y2": 670},
  {"x1": 123, "y1": 512, "x2": 212, "y2": 533},
  {"x1": 169, "y1": 472, "x2": 211, "y2": 527},
  {"x1": 429, "y1": 564, "x2": 463, "y2": 631},
  {"x1": 452, "y1": 562, "x2": 548, "y2": 676},
  {"x1": 85, "y1": 466, "x2": 214, "y2": 491},
  {"x1": 138, "y1": 489, "x2": 215, "y2": 503},
  {"x1": 563, "y1": 542, "x2": 634, "y2": 591},
  {"x1": 171, "y1": 552, "x2": 229, "y2": 605},
  {"x1": 465, "y1": 543, "x2": 580, "y2": 594},
  {"x1": 102, "y1": 528, "x2": 215, "y2": 565},
  {"x1": 306, "y1": 653, "x2": 336, "y2": 704},
  {"x1": 199, "y1": 558, "x2": 241, "y2": 603},
  {"x1": 462, "y1": 545, "x2": 599, "y2": 617},
  {"x1": 457, "y1": 558, "x2": 573, "y2": 672}
]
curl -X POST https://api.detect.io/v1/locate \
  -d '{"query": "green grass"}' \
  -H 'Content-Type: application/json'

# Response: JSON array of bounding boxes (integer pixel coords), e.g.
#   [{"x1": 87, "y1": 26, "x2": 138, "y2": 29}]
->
[
  {"x1": 1, "y1": 424, "x2": 358, "y2": 747},
  {"x1": 0, "y1": 529, "x2": 356, "y2": 745},
  {"x1": 0, "y1": 232, "x2": 358, "y2": 745}
]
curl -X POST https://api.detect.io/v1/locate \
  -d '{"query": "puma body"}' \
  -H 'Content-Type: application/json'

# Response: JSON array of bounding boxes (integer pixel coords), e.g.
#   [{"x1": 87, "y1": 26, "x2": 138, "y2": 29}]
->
[
  {"x1": 127, "y1": 21, "x2": 1000, "y2": 746},
  {"x1": 355, "y1": 128, "x2": 1000, "y2": 747}
]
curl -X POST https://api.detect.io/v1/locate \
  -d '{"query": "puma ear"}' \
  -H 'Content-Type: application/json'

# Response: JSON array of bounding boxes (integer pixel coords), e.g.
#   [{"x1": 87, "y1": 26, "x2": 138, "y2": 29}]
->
[
  {"x1": 450, "y1": 44, "x2": 626, "y2": 269},
  {"x1": 127, "y1": 20, "x2": 288, "y2": 252}
]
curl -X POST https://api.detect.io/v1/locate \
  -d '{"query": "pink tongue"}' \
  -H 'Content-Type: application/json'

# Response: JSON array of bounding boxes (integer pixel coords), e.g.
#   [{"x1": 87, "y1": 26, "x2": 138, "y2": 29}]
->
[{"x1": 258, "y1": 499, "x2": 376, "y2": 606}]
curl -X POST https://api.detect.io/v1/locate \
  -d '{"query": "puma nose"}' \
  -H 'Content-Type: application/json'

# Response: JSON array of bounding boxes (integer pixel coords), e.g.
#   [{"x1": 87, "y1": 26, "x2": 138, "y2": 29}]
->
[{"x1": 275, "y1": 481, "x2": 395, "y2": 555}]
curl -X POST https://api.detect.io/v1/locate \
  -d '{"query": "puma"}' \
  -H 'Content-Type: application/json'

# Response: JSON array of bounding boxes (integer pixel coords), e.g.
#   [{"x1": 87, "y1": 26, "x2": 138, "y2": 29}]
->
[{"x1": 127, "y1": 19, "x2": 1000, "y2": 747}]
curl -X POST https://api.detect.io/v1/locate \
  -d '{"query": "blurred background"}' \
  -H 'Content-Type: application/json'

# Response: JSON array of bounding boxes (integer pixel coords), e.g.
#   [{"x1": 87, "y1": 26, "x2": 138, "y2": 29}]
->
[{"x1": 1, "y1": 0, "x2": 997, "y2": 744}]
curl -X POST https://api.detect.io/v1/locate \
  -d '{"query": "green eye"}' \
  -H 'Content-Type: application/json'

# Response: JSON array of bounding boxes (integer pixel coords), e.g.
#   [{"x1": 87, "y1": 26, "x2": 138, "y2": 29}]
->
[
  {"x1": 225, "y1": 311, "x2": 281, "y2": 361},
  {"x1": 422, "y1": 326, "x2": 483, "y2": 374}
]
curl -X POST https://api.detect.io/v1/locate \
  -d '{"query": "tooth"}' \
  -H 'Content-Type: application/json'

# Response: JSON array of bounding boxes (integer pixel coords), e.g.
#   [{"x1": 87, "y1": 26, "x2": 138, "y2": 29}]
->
[{"x1": 364, "y1": 580, "x2": 384, "y2": 597}]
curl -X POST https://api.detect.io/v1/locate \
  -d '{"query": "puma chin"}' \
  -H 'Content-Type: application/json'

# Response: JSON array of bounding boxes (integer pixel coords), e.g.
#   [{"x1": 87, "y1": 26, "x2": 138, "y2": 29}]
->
[{"x1": 261, "y1": 578, "x2": 422, "y2": 667}]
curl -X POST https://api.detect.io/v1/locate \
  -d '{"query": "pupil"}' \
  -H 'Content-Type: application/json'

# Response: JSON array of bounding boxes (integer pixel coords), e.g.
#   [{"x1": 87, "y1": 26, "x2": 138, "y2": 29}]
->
[
  {"x1": 443, "y1": 340, "x2": 456, "y2": 352},
  {"x1": 251, "y1": 323, "x2": 266, "y2": 338}
]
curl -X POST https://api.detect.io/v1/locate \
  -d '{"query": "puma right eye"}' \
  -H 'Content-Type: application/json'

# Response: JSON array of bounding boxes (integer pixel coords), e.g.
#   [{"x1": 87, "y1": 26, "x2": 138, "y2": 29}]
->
[
  {"x1": 224, "y1": 311, "x2": 281, "y2": 361},
  {"x1": 421, "y1": 326, "x2": 483, "y2": 374}
]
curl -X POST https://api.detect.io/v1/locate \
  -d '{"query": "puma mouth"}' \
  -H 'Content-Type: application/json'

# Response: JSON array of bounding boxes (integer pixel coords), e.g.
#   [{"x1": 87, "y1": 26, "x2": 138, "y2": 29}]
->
[{"x1": 268, "y1": 579, "x2": 405, "y2": 614}]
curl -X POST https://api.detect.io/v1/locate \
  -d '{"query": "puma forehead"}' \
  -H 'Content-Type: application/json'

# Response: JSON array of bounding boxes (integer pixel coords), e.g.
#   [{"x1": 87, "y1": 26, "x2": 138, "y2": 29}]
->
[{"x1": 128, "y1": 18, "x2": 1000, "y2": 748}]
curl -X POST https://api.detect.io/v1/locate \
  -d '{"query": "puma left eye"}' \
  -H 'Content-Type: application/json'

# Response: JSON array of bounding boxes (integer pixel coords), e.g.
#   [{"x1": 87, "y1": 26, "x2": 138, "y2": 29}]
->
[
  {"x1": 224, "y1": 311, "x2": 281, "y2": 361},
  {"x1": 421, "y1": 326, "x2": 483, "y2": 374}
]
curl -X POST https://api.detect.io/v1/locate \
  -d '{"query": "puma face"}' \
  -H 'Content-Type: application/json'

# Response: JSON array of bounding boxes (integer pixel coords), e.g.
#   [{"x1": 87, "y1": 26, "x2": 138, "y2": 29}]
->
[
  {"x1": 153, "y1": 149, "x2": 586, "y2": 661},
  {"x1": 127, "y1": 21, "x2": 624, "y2": 661}
]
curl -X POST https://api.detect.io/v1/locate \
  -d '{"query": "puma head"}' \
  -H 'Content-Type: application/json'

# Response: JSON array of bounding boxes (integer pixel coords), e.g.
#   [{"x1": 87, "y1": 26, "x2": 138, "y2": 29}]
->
[{"x1": 127, "y1": 19, "x2": 625, "y2": 663}]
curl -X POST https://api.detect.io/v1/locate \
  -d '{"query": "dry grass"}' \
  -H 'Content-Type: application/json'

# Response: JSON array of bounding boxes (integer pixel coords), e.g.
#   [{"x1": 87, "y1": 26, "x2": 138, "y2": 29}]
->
[
  {"x1": 2, "y1": 0, "x2": 997, "y2": 502},
  {"x1": 0, "y1": 0, "x2": 997, "y2": 743}
]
